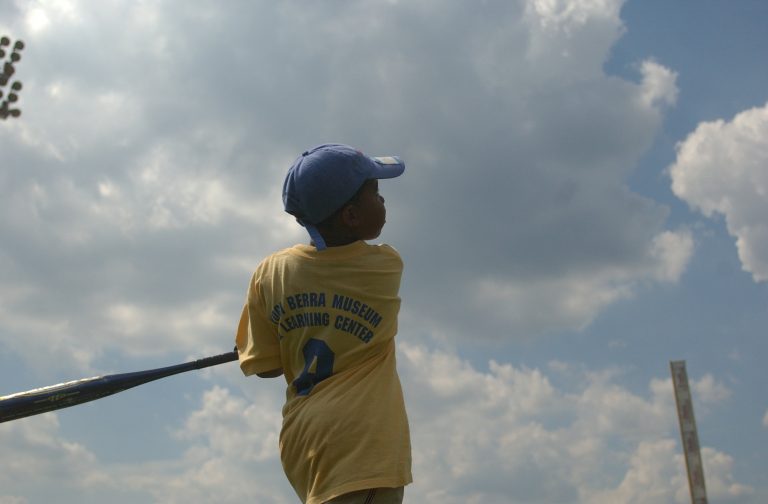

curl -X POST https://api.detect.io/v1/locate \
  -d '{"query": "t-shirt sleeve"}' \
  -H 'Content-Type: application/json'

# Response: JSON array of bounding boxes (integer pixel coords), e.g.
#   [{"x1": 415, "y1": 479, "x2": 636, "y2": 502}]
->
[{"x1": 235, "y1": 272, "x2": 282, "y2": 376}]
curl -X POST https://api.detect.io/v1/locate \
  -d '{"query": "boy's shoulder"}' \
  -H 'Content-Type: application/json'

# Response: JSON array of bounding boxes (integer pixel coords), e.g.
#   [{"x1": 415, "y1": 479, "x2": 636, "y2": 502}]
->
[
  {"x1": 258, "y1": 242, "x2": 402, "y2": 268},
  {"x1": 372, "y1": 243, "x2": 402, "y2": 262},
  {"x1": 253, "y1": 244, "x2": 303, "y2": 272}
]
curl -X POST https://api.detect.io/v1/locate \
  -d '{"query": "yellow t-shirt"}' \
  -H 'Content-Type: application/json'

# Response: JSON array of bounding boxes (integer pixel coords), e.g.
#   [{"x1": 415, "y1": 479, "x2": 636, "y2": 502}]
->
[{"x1": 236, "y1": 241, "x2": 412, "y2": 504}]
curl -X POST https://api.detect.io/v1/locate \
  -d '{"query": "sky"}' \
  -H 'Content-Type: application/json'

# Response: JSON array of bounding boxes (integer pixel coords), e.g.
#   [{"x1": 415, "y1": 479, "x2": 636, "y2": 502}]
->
[{"x1": 0, "y1": 0, "x2": 766, "y2": 503}]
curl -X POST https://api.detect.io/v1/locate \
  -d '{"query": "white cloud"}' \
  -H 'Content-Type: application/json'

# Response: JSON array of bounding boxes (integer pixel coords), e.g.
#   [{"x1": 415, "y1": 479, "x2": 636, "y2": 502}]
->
[
  {"x1": 524, "y1": 0, "x2": 624, "y2": 75},
  {"x1": 397, "y1": 344, "x2": 724, "y2": 503},
  {"x1": 101, "y1": 295, "x2": 234, "y2": 356},
  {"x1": 670, "y1": 102, "x2": 768, "y2": 282},
  {"x1": 470, "y1": 229, "x2": 693, "y2": 334},
  {"x1": 135, "y1": 385, "x2": 290, "y2": 504},
  {"x1": 472, "y1": 271, "x2": 634, "y2": 334},
  {"x1": 174, "y1": 386, "x2": 281, "y2": 464},
  {"x1": 701, "y1": 448, "x2": 755, "y2": 501},
  {"x1": 529, "y1": 0, "x2": 622, "y2": 28},
  {"x1": 0, "y1": 413, "x2": 111, "y2": 500},
  {"x1": 637, "y1": 59, "x2": 679, "y2": 109},
  {"x1": 0, "y1": 379, "x2": 292, "y2": 504},
  {"x1": 0, "y1": 497, "x2": 27, "y2": 504},
  {"x1": 649, "y1": 229, "x2": 694, "y2": 282},
  {"x1": 692, "y1": 373, "x2": 732, "y2": 405},
  {"x1": 25, "y1": 8, "x2": 51, "y2": 34},
  {"x1": 583, "y1": 439, "x2": 685, "y2": 504},
  {"x1": 585, "y1": 442, "x2": 753, "y2": 503}
]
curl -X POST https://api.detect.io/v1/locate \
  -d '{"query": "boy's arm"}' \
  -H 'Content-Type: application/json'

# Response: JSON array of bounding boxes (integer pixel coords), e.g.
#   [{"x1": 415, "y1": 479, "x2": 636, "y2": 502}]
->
[{"x1": 236, "y1": 274, "x2": 283, "y2": 377}]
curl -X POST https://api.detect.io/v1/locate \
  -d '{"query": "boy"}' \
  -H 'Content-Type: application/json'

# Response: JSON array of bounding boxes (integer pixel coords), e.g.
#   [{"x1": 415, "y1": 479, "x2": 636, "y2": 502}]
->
[{"x1": 236, "y1": 144, "x2": 412, "y2": 504}]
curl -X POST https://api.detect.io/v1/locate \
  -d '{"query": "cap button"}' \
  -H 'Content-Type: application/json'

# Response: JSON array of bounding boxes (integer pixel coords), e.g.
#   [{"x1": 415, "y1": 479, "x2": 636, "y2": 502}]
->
[{"x1": 302, "y1": 151, "x2": 309, "y2": 156}]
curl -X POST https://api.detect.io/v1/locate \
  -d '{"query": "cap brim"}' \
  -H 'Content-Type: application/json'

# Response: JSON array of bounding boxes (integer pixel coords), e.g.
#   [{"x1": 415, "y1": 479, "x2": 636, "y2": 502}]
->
[{"x1": 370, "y1": 156, "x2": 405, "y2": 179}]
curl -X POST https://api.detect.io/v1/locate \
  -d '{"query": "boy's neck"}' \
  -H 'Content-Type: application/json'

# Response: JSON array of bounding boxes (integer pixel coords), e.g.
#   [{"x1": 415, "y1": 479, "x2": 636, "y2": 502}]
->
[
  {"x1": 314, "y1": 221, "x2": 361, "y2": 248},
  {"x1": 312, "y1": 236, "x2": 359, "y2": 248}
]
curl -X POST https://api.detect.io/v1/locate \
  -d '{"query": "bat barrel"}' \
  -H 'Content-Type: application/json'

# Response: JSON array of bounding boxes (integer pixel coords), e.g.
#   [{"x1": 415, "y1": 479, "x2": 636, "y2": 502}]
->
[{"x1": 0, "y1": 349, "x2": 238, "y2": 423}]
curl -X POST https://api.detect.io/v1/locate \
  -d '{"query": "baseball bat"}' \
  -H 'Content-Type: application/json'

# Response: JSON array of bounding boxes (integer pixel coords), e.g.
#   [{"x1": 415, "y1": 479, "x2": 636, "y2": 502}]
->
[{"x1": 0, "y1": 348, "x2": 238, "y2": 424}]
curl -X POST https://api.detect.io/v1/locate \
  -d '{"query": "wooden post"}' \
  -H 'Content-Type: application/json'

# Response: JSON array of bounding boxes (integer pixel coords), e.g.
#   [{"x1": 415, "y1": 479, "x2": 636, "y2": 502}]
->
[{"x1": 670, "y1": 360, "x2": 708, "y2": 504}]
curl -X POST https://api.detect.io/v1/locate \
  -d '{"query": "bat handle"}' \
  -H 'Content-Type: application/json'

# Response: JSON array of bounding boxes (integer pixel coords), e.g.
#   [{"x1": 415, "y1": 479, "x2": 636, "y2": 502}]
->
[{"x1": 192, "y1": 348, "x2": 239, "y2": 370}]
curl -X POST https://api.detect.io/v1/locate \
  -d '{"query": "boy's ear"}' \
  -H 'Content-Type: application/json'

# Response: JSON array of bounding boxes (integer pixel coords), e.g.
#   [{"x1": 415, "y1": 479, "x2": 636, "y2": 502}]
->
[{"x1": 339, "y1": 202, "x2": 361, "y2": 227}]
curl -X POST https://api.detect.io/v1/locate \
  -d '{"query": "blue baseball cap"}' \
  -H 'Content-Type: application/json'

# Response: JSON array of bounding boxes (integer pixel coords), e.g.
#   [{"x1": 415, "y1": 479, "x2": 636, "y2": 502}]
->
[{"x1": 283, "y1": 143, "x2": 405, "y2": 250}]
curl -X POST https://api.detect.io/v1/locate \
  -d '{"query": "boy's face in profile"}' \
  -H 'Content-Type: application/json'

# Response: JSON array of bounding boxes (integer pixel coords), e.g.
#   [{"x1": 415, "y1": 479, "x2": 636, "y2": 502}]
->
[{"x1": 348, "y1": 179, "x2": 386, "y2": 241}]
